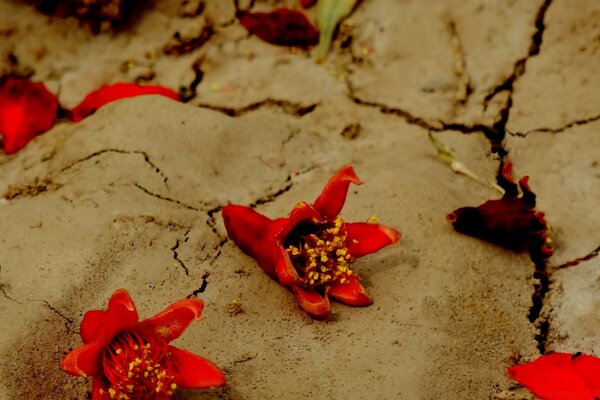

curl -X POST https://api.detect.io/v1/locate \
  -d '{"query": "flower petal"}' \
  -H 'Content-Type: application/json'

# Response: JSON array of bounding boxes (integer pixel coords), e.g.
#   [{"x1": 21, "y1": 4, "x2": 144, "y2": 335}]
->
[
  {"x1": 238, "y1": 8, "x2": 319, "y2": 47},
  {"x1": 169, "y1": 346, "x2": 226, "y2": 389},
  {"x1": 139, "y1": 298, "x2": 204, "y2": 343},
  {"x1": 61, "y1": 338, "x2": 106, "y2": 377},
  {"x1": 80, "y1": 310, "x2": 107, "y2": 344},
  {"x1": 70, "y1": 83, "x2": 180, "y2": 122},
  {"x1": 91, "y1": 376, "x2": 108, "y2": 400},
  {"x1": 292, "y1": 285, "x2": 330, "y2": 318},
  {"x1": 222, "y1": 204, "x2": 281, "y2": 277},
  {"x1": 0, "y1": 77, "x2": 58, "y2": 154},
  {"x1": 344, "y1": 222, "x2": 400, "y2": 258},
  {"x1": 313, "y1": 165, "x2": 362, "y2": 220},
  {"x1": 329, "y1": 275, "x2": 372, "y2": 306},
  {"x1": 508, "y1": 353, "x2": 600, "y2": 400},
  {"x1": 102, "y1": 289, "x2": 139, "y2": 339}
]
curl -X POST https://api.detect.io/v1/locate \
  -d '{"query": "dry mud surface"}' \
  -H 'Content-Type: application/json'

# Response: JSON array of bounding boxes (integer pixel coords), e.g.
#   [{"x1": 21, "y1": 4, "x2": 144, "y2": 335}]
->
[{"x1": 0, "y1": 0, "x2": 599, "y2": 399}]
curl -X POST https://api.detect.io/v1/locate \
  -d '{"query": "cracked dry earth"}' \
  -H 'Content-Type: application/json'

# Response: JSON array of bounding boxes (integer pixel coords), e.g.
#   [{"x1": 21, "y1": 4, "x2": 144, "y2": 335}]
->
[{"x1": 0, "y1": 0, "x2": 599, "y2": 399}]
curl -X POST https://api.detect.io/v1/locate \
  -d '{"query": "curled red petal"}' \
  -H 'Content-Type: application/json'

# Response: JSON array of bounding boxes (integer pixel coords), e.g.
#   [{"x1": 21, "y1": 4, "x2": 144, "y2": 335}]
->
[
  {"x1": 80, "y1": 310, "x2": 107, "y2": 344},
  {"x1": 99, "y1": 289, "x2": 139, "y2": 340},
  {"x1": 238, "y1": 8, "x2": 319, "y2": 47},
  {"x1": 61, "y1": 338, "x2": 106, "y2": 377},
  {"x1": 508, "y1": 353, "x2": 600, "y2": 400},
  {"x1": 313, "y1": 165, "x2": 362, "y2": 220},
  {"x1": 0, "y1": 77, "x2": 58, "y2": 154},
  {"x1": 329, "y1": 275, "x2": 372, "y2": 306},
  {"x1": 70, "y1": 83, "x2": 180, "y2": 122},
  {"x1": 292, "y1": 285, "x2": 330, "y2": 318},
  {"x1": 222, "y1": 204, "x2": 280, "y2": 277},
  {"x1": 344, "y1": 222, "x2": 400, "y2": 258},
  {"x1": 169, "y1": 346, "x2": 226, "y2": 389},
  {"x1": 139, "y1": 298, "x2": 204, "y2": 343},
  {"x1": 498, "y1": 162, "x2": 519, "y2": 197}
]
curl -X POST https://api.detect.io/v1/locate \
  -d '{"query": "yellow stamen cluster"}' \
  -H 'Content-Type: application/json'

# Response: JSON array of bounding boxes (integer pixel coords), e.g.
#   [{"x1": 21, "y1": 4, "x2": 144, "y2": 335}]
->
[
  {"x1": 286, "y1": 217, "x2": 355, "y2": 289},
  {"x1": 101, "y1": 337, "x2": 176, "y2": 400}
]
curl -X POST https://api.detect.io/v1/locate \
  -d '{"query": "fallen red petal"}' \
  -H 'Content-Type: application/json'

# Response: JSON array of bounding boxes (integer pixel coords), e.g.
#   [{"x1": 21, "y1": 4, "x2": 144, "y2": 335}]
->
[
  {"x1": 61, "y1": 338, "x2": 107, "y2": 377},
  {"x1": 344, "y1": 222, "x2": 400, "y2": 258},
  {"x1": 328, "y1": 275, "x2": 372, "y2": 306},
  {"x1": 0, "y1": 77, "x2": 58, "y2": 154},
  {"x1": 139, "y1": 298, "x2": 204, "y2": 343},
  {"x1": 238, "y1": 8, "x2": 319, "y2": 47},
  {"x1": 508, "y1": 352, "x2": 600, "y2": 400},
  {"x1": 70, "y1": 83, "x2": 180, "y2": 122},
  {"x1": 313, "y1": 165, "x2": 362, "y2": 220},
  {"x1": 292, "y1": 285, "x2": 330, "y2": 318},
  {"x1": 169, "y1": 346, "x2": 226, "y2": 389}
]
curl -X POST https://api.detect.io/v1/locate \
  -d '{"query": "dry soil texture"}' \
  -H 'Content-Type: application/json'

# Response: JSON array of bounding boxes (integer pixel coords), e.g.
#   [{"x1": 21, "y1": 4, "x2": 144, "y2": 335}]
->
[{"x1": 0, "y1": 0, "x2": 598, "y2": 399}]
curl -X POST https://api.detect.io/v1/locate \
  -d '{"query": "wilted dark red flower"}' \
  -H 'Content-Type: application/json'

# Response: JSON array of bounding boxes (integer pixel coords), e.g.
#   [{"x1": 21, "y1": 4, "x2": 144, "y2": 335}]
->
[
  {"x1": 509, "y1": 352, "x2": 600, "y2": 400},
  {"x1": 62, "y1": 289, "x2": 225, "y2": 399},
  {"x1": 70, "y1": 83, "x2": 180, "y2": 122},
  {"x1": 300, "y1": 0, "x2": 317, "y2": 8},
  {"x1": 238, "y1": 8, "x2": 319, "y2": 47},
  {"x1": 447, "y1": 162, "x2": 552, "y2": 259},
  {"x1": 222, "y1": 166, "x2": 400, "y2": 318},
  {"x1": 0, "y1": 77, "x2": 59, "y2": 154}
]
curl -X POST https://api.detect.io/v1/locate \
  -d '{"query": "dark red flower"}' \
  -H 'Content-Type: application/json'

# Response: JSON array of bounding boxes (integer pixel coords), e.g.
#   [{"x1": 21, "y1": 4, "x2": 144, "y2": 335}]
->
[
  {"x1": 0, "y1": 77, "x2": 59, "y2": 154},
  {"x1": 70, "y1": 83, "x2": 180, "y2": 122},
  {"x1": 508, "y1": 352, "x2": 600, "y2": 400},
  {"x1": 238, "y1": 8, "x2": 319, "y2": 47},
  {"x1": 222, "y1": 166, "x2": 400, "y2": 318},
  {"x1": 62, "y1": 289, "x2": 225, "y2": 400},
  {"x1": 447, "y1": 162, "x2": 552, "y2": 260},
  {"x1": 300, "y1": 0, "x2": 317, "y2": 8}
]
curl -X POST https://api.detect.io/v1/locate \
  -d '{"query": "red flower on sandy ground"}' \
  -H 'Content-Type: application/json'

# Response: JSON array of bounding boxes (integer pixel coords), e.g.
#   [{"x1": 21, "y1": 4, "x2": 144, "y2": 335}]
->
[
  {"x1": 238, "y1": 8, "x2": 319, "y2": 47},
  {"x1": 509, "y1": 352, "x2": 600, "y2": 399},
  {"x1": 0, "y1": 77, "x2": 58, "y2": 154},
  {"x1": 447, "y1": 162, "x2": 552, "y2": 260},
  {"x1": 222, "y1": 166, "x2": 400, "y2": 318},
  {"x1": 70, "y1": 83, "x2": 180, "y2": 122},
  {"x1": 62, "y1": 289, "x2": 225, "y2": 399}
]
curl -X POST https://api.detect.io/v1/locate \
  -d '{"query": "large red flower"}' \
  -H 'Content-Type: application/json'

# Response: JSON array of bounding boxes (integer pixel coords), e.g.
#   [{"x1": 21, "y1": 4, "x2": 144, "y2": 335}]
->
[
  {"x1": 62, "y1": 289, "x2": 225, "y2": 399},
  {"x1": 447, "y1": 162, "x2": 552, "y2": 261},
  {"x1": 0, "y1": 77, "x2": 59, "y2": 154},
  {"x1": 222, "y1": 166, "x2": 400, "y2": 318}
]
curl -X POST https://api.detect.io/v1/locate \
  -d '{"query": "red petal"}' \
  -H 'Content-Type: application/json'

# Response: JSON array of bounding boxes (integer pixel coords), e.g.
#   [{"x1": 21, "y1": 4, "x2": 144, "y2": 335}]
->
[
  {"x1": 91, "y1": 376, "x2": 107, "y2": 400},
  {"x1": 222, "y1": 204, "x2": 280, "y2": 277},
  {"x1": 313, "y1": 165, "x2": 362, "y2": 220},
  {"x1": 0, "y1": 78, "x2": 58, "y2": 154},
  {"x1": 329, "y1": 275, "x2": 372, "y2": 306},
  {"x1": 169, "y1": 346, "x2": 226, "y2": 389},
  {"x1": 61, "y1": 338, "x2": 106, "y2": 377},
  {"x1": 139, "y1": 298, "x2": 204, "y2": 343},
  {"x1": 70, "y1": 83, "x2": 180, "y2": 122},
  {"x1": 300, "y1": 0, "x2": 317, "y2": 7},
  {"x1": 80, "y1": 310, "x2": 106, "y2": 344},
  {"x1": 80, "y1": 289, "x2": 139, "y2": 344},
  {"x1": 238, "y1": 8, "x2": 319, "y2": 47},
  {"x1": 508, "y1": 353, "x2": 600, "y2": 400},
  {"x1": 292, "y1": 285, "x2": 330, "y2": 318},
  {"x1": 344, "y1": 222, "x2": 400, "y2": 258}
]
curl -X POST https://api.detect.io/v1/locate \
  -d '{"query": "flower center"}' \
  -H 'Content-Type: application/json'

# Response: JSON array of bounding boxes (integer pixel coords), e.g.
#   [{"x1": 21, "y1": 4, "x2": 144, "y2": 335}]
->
[
  {"x1": 100, "y1": 330, "x2": 176, "y2": 400},
  {"x1": 286, "y1": 217, "x2": 355, "y2": 289}
]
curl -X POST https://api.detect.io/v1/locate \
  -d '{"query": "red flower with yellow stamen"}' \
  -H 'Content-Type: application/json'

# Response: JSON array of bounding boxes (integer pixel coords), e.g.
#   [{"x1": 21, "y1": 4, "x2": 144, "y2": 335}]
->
[
  {"x1": 62, "y1": 289, "x2": 225, "y2": 400},
  {"x1": 222, "y1": 166, "x2": 400, "y2": 318}
]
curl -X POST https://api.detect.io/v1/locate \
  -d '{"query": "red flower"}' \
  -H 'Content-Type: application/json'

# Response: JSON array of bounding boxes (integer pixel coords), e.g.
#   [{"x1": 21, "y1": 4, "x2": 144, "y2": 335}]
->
[
  {"x1": 222, "y1": 166, "x2": 400, "y2": 318},
  {"x1": 447, "y1": 162, "x2": 552, "y2": 260},
  {"x1": 62, "y1": 289, "x2": 225, "y2": 399},
  {"x1": 0, "y1": 77, "x2": 59, "y2": 154},
  {"x1": 238, "y1": 8, "x2": 319, "y2": 47},
  {"x1": 508, "y1": 352, "x2": 600, "y2": 399},
  {"x1": 70, "y1": 83, "x2": 180, "y2": 122},
  {"x1": 300, "y1": 0, "x2": 317, "y2": 8}
]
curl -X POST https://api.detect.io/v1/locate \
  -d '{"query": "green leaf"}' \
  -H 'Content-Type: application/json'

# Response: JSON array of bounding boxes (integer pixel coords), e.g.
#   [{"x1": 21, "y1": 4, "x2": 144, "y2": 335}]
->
[
  {"x1": 315, "y1": 0, "x2": 358, "y2": 62},
  {"x1": 428, "y1": 132, "x2": 504, "y2": 194}
]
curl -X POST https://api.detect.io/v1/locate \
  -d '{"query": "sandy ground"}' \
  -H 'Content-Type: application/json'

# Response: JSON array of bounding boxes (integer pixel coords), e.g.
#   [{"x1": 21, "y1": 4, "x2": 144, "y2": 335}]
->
[{"x1": 0, "y1": 0, "x2": 598, "y2": 399}]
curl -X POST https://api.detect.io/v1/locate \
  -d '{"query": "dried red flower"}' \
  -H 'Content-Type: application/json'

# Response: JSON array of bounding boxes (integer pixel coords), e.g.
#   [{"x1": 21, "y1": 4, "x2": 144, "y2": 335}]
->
[
  {"x1": 0, "y1": 77, "x2": 59, "y2": 154},
  {"x1": 222, "y1": 166, "x2": 400, "y2": 318},
  {"x1": 447, "y1": 162, "x2": 552, "y2": 260},
  {"x1": 508, "y1": 352, "x2": 600, "y2": 399},
  {"x1": 300, "y1": 0, "x2": 317, "y2": 8},
  {"x1": 62, "y1": 289, "x2": 225, "y2": 399},
  {"x1": 238, "y1": 8, "x2": 319, "y2": 47},
  {"x1": 70, "y1": 83, "x2": 181, "y2": 122}
]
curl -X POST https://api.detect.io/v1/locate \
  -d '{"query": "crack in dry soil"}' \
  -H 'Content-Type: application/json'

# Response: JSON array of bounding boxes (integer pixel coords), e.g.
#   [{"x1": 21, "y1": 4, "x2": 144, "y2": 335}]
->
[
  {"x1": 446, "y1": 17, "x2": 472, "y2": 106},
  {"x1": 554, "y1": 244, "x2": 600, "y2": 270},
  {"x1": 509, "y1": 113, "x2": 600, "y2": 137},
  {"x1": 3, "y1": 178, "x2": 63, "y2": 200},
  {"x1": 134, "y1": 182, "x2": 200, "y2": 211},
  {"x1": 187, "y1": 271, "x2": 210, "y2": 298},
  {"x1": 61, "y1": 148, "x2": 169, "y2": 187},
  {"x1": 171, "y1": 228, "x2": 192, "y2": 276},
  {"x1": 197, "y1": 99, "x2": 318, "y2": 117}
]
